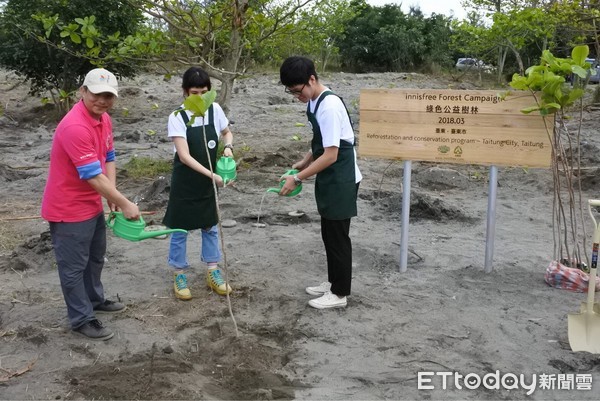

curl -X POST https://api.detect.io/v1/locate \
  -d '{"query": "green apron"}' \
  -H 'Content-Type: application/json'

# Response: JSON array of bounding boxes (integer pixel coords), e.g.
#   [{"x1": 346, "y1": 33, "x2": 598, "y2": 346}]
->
[
  {"x1": 308, "y1": 91, "x2": 357, "y2": 220},
  {"x1": 163, "y1": 106, "x2": 218, "y2": 230}
]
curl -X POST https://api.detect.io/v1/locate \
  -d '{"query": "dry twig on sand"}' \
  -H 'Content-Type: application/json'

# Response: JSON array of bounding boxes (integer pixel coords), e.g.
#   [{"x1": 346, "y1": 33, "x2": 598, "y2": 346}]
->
[{"x1": 0, "y1": 359, "x2": 37, "y2": 382}]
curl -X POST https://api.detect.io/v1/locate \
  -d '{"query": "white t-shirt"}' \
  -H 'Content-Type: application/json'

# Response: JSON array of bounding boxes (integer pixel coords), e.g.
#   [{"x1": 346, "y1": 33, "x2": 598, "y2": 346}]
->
[
  {"x1": 167, "y1": 103, "x2": 229, "y2": 153},
  {"x1": 309, "y1": 89, "x2": 362, "y2": 183}
]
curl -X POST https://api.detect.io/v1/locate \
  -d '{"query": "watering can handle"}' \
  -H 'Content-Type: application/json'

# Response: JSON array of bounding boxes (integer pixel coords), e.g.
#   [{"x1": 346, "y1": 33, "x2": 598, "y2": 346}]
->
[
  {"x1": 106, "y1": 212, "x2": 116, "y2": 228},
  {"x1": 282, "y1": 169, "x2": 299, "y2": 178}
]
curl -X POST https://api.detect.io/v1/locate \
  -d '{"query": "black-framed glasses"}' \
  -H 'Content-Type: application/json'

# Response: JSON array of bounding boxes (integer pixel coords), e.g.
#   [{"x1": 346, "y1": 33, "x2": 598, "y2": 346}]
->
[{"x1": 284, "y1": 84, "x2": 306, "y2": 95}]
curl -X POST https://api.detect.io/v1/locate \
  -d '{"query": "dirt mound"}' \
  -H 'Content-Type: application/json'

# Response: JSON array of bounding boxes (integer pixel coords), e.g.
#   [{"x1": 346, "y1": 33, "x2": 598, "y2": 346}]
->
[
  {"x1": 0, "y1": 163, "x2": 36, "y2": 182},
  {"x1": 359, "y1": 189, "x2": 478, "y2": 223},
  {"x1": 1, "y1": 231, "x2": 54, "y2": 272}
]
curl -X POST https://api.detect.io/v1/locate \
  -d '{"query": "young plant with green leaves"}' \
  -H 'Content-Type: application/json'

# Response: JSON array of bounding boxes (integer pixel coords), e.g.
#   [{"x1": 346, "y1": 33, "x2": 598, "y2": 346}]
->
[
  {"x1": 181, "y1": 90, "x2": 217, "y2": 125},
  {"x1": 509, "y1": 45, "x2": 594, "y2": 267}
]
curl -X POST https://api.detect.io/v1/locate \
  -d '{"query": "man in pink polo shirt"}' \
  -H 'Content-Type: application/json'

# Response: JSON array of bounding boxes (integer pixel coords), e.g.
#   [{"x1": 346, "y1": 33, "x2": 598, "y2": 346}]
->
[{"x1": 41, "y1": 68, "x2": 140, "y2": 341}]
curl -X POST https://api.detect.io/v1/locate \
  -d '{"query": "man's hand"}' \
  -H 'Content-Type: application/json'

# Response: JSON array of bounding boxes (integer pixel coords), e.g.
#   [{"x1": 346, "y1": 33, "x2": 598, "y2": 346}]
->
[
  {"x1": 121, "y1": 201, "x2": 140, "y2": 220},
  {"x1": 107, "y1": 200, "x2": 117, "y2": 212}
]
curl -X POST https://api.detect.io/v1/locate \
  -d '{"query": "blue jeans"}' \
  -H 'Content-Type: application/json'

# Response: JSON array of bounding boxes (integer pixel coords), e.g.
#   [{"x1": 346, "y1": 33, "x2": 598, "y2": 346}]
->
[
  {"x1": 50, "y1": 213, "x2": 106, "y2": 329},
  {"x1": 168, "y1": 226, "x2": 221, "y2": 269}
]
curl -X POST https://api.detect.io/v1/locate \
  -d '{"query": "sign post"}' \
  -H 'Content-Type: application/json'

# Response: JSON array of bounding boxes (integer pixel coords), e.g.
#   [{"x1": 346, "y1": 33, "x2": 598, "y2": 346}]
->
[
  {"x1": 359, "y1": 89, "x2": 551, "y2": 271},
  {"x1": 485, "y1": 165, "x2": 498, "y2": 273},
  {"x1": 400, "y1": 160, "x2": 412, "y2": 273}
]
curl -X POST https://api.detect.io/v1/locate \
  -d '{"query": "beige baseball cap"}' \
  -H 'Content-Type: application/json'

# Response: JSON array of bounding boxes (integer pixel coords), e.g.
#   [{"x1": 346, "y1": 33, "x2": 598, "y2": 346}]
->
[{"x1": 83, "y1": 68, "x2": 118, "y2": 97}]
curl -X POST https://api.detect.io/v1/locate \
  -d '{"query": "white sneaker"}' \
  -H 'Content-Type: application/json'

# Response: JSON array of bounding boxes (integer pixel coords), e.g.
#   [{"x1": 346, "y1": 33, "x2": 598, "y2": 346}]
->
[
  {"x1": 305, "y1": 282, "x2": 331, "y2": 296},
  {"x1": 308, "y1": 291, "x2": 347, "y2": 309}
]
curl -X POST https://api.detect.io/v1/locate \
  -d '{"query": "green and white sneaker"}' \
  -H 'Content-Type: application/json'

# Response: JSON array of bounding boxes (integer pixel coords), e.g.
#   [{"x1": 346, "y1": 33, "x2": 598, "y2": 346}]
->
[
  {"x1": 174, "y1": 272, "x2": 192, "y2": 300},
  {"x1": 206, "y1": 268, "x2": 232, "y2": 295}
]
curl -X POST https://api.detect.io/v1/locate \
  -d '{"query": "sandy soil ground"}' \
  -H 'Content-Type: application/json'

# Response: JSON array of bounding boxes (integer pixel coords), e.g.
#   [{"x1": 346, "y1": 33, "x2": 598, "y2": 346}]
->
[{"x1": 1, "y1": 68, "x2": 600, "y2": 400}]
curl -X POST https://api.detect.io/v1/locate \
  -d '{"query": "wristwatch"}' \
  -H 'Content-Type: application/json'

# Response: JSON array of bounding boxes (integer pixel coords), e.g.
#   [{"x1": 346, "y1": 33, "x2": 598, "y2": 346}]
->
[
  {"x1": 224, "y1": 143, "x2": 234, "y2": 150},
  {"x1": 293, "y1": 175, "x2": 302, "y2": 185}
]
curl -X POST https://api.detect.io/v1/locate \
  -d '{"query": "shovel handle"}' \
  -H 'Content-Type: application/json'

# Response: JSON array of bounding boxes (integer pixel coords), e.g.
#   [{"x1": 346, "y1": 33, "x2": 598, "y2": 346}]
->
[
  {"x1": 586, "y1": 252, "x2": 597, "y2": 315},
  {"x1": 589, "y1": 200, "x2": 600, "y2": 244},
  {"x1": 586, "y1": 199, "x2": 600, "y2": 314}
]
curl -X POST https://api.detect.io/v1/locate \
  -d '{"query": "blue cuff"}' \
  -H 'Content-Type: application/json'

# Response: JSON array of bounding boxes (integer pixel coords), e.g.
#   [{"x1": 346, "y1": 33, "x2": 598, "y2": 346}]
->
[
  {"x1": 77, "y1": 161, "x2": 102, "y2": 180},
  {"x1": 106, "y1": 149, "x2": 115, "y2": 162}
]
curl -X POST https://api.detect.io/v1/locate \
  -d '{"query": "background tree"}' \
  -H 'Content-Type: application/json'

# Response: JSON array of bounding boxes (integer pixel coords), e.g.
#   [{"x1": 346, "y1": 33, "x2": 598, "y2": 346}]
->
[
  {"x1": 337, "y1": 2, "x2": 453, "y2": 72},
  {"x1": 2, "y1": 0, "x2": 598, "y2": 116},
  {"x1": 450, "y1": 16, "x2": 496, "y2": 72},
  {"x1": 489, "y1": 8, "x2": 559, "y2": 75},
  {"x1": 283, "y1": 0, "x2": 357, "y2": 70},
  {"x1": 455, "y1": 0, "x2": 599, "y2": 83},
  {"x1": 0, "y1": 0, "x2": 144, "y2": 113},
  {"x1": 132, "y1": 0, "x2": 321, "y2": 110}
]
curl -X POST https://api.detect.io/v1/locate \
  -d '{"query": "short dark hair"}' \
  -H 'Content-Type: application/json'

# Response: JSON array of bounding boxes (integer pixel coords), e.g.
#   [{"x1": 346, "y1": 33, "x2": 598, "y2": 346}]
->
[
  {"x1": 280, "y1": 56, "x2": 318, "y2": 87},
  {"x1": 182, "y1": 67, "x2": 211, "y2": 91}
]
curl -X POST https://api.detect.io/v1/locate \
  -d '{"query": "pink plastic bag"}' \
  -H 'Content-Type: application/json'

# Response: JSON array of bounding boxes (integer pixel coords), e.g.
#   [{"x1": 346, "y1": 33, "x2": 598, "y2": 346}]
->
[{"x1": 544, "y1": 260, "x2": 600, "y2": 292}]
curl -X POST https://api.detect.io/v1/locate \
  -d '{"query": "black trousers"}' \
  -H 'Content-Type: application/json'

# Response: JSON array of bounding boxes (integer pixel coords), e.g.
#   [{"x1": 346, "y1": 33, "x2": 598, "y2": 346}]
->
[
  {"x1": 321, "y1": 216, "x2": 352, "y2": 296},
  {"x1": 50, "y1": 213, "x2": 106, "y2": 329}
]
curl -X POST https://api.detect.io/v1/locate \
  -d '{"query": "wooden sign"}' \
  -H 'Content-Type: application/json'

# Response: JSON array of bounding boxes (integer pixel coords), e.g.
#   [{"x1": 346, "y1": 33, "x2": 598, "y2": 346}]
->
[{"x1": 359, "y1": 89, "x2": 551, "y2": 167}]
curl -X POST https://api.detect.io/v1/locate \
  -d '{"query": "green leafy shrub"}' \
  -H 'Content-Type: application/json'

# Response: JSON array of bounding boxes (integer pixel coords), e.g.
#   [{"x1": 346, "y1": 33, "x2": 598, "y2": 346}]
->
[{"x1": 123, "y1": 156, "x2": 172, "y2": 179}]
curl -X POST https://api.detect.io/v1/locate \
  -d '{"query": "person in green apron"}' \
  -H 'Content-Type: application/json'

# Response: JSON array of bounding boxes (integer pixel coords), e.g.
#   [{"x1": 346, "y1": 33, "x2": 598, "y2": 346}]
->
[
  {"x1": 163, "y1": 67, "x2": 234, "y2": 300},
  {"x1": 278, "y1": 56, "x2": 362, "y2": 309}
]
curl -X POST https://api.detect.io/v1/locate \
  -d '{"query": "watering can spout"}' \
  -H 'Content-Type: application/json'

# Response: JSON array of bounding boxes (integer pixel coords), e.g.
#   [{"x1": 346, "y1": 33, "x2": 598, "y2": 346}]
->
[{"x1": 137, "y1": 228, "x2": 187, "y2": 240}]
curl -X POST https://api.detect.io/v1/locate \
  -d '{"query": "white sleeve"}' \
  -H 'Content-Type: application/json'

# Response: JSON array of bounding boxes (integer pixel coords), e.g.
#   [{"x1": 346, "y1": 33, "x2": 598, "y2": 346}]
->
[
  {"x1": 167, "y1": 109, "x2": 188, "y2": 139},
  {"x1": 211, "y1": 103, "x2": 230, "y2": 136},
  {"x1": 317, "y1": 97, "x2": 344, "y2": 148}
]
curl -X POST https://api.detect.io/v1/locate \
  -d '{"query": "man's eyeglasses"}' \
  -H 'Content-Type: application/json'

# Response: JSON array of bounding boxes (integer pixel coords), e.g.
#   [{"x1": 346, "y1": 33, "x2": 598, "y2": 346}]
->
[{"x1": 284, "y1": 84, "x2": 306, "y2": 95}]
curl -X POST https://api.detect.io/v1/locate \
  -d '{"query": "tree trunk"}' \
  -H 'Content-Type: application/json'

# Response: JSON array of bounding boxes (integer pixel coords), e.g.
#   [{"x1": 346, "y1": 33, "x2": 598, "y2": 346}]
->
[
  {"x1": 214, "y1": 0, "x2": 248, "y2": 112},
  {"x1": 217, "y1": 74, "x2": 236, "y2": 114},
  {"x1": 507, "y1": 39, "x2": 524, "y2": 75},
  {"x1": 496, "y1": 46, "x2": 508, "y2": 82}
]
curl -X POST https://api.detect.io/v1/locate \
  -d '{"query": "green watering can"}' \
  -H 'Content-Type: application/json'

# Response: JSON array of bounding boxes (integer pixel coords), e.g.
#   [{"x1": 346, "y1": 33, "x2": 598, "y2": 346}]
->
[
  {"x1": 216, "y1": 156, "x2": 237, "y2": 184},
  {"x1": 106, "y1": 211, "x2": 187, "y2": 242},
  {"x1": 267, "y1": 169, "x2": 302, "y2": 197}
]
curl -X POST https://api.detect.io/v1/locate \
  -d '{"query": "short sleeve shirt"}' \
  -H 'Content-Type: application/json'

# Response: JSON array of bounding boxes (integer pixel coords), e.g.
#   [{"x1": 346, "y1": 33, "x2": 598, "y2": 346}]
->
[
  {"x1": 167, "y1": 102, "x2": 229, "y2": 152},
  {"x1": 41, "y1": 100, "x2": 114, "y2": 222},
  {"x1": 308, "y1": 89, "x2": 363, "y2": 183}
]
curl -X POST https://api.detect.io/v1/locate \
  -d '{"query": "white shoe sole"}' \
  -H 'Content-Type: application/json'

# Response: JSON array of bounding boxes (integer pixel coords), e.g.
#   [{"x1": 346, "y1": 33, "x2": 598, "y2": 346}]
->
[
  {"x1": 308, "y1": 299, "x2": 347, "y2": 309},
  {"x1": 306, "y1": 288, "x2": 328, "y2": 296},
  {"x1": 305, "y1": 283, "x2": 332, "y2": 296}
]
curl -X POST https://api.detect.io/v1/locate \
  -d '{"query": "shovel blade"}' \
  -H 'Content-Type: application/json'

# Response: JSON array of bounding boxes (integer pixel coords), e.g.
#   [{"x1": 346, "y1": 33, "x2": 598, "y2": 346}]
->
[
  {"x1": 579, "y1": 302, "x2": 600, "y2": 314},
  {"x1": 568, "y1": 308, "x2": 600, "y2": 353}
]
